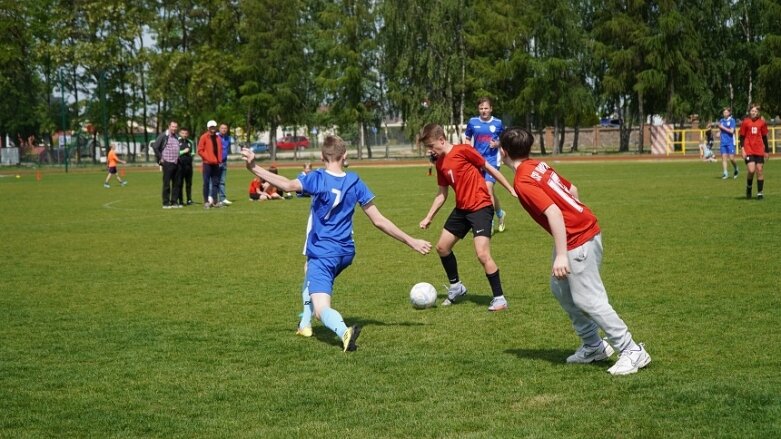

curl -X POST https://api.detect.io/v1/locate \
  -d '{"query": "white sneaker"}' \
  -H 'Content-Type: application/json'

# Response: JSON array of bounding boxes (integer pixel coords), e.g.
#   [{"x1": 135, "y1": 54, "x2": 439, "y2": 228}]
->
[
  {"x1": 487, "y1": 296, "x2": 508, "y2": 311},
  {"x1": 608, "y1": 343, "x2": 651, "y2": 375},
  {"x1": 567, "y1": 339, "x2": 614, "y2": 363},
  {"x1": 222, "y1": 199, "x2": 232, "y2": 205},
  {"x1": 441, "y1": 283, "x2": 467, "y2": 306}
]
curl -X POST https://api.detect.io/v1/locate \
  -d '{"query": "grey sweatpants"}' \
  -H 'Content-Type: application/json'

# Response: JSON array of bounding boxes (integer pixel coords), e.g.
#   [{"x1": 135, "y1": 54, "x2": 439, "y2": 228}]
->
[{"x1": 550, "y1": 233, "x2": 634, "y2": 352}]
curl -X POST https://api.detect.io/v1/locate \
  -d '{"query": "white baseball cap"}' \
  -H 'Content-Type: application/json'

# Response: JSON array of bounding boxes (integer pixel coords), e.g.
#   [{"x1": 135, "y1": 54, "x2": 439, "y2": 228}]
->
[{"x1": 206, "y1": 120, "x2": 217, "y2": 128}]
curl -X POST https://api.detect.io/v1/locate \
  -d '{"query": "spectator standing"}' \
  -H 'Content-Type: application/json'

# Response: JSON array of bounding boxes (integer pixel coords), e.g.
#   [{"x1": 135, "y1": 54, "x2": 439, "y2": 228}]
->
[
  {"x1": 153, "y1": 120, "x2": 182, "y2": 208},
  {"x1": 739, "y1": 104, "x2": 770, "y2": 200},
  {"x1": 718, "y1": 108, "x2": 739, "y2": 179},
  {"x1": 197, "y1": 120, "x2": 223, "y2": 208},
  {"x1": 217, "y1": 123, "x2": 232, "y2": 205},
  {"x1": 177, "y1": 128, "x2": 195, "y2": 206}
]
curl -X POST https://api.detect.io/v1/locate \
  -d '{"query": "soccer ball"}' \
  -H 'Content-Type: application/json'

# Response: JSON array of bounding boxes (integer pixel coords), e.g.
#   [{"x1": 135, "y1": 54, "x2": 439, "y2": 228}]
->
[{"x1": 409, "y1": 282, "x2": 437, "y2": 309}]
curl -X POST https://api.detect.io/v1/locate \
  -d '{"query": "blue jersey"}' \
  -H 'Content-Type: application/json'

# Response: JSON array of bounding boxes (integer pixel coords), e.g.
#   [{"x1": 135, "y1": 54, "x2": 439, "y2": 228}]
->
[
  {"x1": 719, "y1": 117, "x2": 735, "y2": 147},
  {"x1": 464, "y1": 116, "x2": 503, "y2": 167},
  {"x1": 298, "y1": 169, "x2": 375, "y2": 258}
]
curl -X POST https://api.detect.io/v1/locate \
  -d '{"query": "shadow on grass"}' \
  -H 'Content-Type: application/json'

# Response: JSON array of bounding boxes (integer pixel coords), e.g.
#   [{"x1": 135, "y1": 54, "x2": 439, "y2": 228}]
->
[
  {"x1": 310, "y1": 317, "x2": 426, "y2": 348},
  {"x1": 505, "y1": 347, "x2": 611, "y2": 368},
  {"x1": 462, "y1": 294, "x2": 492, "y2": 307}
]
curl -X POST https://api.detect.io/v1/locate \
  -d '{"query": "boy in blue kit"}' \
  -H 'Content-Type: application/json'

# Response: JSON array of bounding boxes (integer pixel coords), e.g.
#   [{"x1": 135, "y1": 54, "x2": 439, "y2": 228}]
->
[
  {"x1": 718, "y1": 107, "x2": 739, "y2": 179},
  {"x1": 465, "y1": 97, "x2": 507, "y2": 233},
  {"x1": 241, "y1": 136, "x2": 431, "y2": 352}
]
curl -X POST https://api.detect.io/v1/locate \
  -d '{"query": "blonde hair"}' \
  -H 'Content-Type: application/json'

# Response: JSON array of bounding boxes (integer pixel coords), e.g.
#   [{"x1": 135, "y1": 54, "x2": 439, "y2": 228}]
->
[{"x1": 322, "y1": 135, "x2": 347, "y2": 162}]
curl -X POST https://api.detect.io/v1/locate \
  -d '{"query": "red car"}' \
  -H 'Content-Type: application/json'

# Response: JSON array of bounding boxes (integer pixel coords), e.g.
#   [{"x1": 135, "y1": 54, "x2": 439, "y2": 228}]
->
[{"x1": 276, "y1": 136, "x2": 310, "y2": 150}]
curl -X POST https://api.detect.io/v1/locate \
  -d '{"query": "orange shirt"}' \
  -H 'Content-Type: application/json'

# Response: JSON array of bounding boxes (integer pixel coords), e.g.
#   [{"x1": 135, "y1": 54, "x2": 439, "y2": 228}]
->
[
  {"x1": 108, "y1": 150, "x2": 119, "y2": 167},
  {"x1": 249, "y1": 179, "x2": 262, "y2": 194}
]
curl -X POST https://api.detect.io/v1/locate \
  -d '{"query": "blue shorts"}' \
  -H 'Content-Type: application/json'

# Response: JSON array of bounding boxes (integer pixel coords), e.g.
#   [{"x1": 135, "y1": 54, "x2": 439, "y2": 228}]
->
[
  {"x1": 305, "y1": 255, "x2": 355, "y2": 295},
  {"x1": 108, "y1": 166, "x2": 118, "y2": 174},
  {"x1": 481, "y1": 160, "x2": 500, "y2": 184},
  {"x1": 720, "y1": 144, "x2": 735, "y2": 155}
]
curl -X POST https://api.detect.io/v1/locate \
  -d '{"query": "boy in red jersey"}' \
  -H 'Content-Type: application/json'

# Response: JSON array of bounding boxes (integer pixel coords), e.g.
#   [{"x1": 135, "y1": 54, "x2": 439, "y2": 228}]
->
[
  {"x1": 499, "y1": 127, "x2": 650, "y2": 376},
  {"x1": 739, "y1": 104, "x2": 770, "y2": 200},
  {"x1": 418, "y1": 123, "x2": 516, "y2": 311}
]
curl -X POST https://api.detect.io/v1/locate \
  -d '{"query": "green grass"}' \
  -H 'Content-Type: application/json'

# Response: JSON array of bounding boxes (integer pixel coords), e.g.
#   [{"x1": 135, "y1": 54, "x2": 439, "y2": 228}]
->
[{"x1": 1, "y1": 160, "x2": 779, "y2": 438}]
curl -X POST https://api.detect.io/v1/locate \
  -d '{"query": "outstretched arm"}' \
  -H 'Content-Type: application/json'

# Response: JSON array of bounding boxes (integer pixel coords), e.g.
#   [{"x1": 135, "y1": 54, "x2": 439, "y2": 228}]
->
[
  {"x1": 484, "y1": 165, "x2": 517, "y2": 198},
  {"x1": 362, "y1": 202, "x2": 431, "y2": 255},
  {"x1": 420, "y1": 185, "x2": 448, "y2": 229},
  {"x1": 543, "y1": 204, "x2": 570, "y2": 279},
  {"x1": 241, "y1": 148, "x2": 303, "y2": 192}
]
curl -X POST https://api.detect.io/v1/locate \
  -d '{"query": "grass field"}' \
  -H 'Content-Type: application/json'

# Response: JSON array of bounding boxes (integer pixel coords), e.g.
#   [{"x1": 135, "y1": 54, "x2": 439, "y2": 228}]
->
[{"x1": 1, "y1": 159, "x2": 779, "y2": 438}]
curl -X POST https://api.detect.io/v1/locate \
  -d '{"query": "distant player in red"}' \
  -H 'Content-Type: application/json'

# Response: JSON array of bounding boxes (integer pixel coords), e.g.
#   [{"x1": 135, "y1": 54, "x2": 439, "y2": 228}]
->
[
  {"x1": 103, "y1": 144, "x2": 127, "y2": 188},
  {"x1": 739, "y1": 104, "x2": 770, "y2": 200},
  {"x1": 499, "y1": 127, "x2": 651, "y2": 376},
  {"x1": 418, "y1": 123, "x2": 516, "y2": 311}
]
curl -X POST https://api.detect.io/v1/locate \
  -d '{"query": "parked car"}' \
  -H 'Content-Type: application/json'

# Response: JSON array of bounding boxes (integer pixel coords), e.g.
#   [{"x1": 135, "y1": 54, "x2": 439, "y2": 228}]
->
[
  {"x1": 276, "y1": 135, "x2": 310, "y2": 150},
  {"x1": 250, "y1": 141, "x2": 269, "y2": 153}
]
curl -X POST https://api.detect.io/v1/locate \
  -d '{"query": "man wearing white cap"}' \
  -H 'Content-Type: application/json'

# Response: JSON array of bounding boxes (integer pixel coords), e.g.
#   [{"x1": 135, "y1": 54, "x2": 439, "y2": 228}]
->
[{"x1": 197, "y1": 120, "x2": 224, "y2": 208}]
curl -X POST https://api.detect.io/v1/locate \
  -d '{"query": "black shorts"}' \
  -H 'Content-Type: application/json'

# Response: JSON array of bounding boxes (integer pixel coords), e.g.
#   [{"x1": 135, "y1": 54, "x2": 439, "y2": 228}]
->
[
  {"x1": 444, "y1": 206, "x2": 494, "y2": 239},
  {"x1": 745, "y1": 155, "x2": 765, "y2": 164},
  {"x1": 108, "y1": 166, "x2": 117, "y2": 174}
]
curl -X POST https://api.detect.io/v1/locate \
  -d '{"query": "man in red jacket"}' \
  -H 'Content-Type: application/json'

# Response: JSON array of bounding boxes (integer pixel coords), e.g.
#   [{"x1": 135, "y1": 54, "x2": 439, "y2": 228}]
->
[
  {"x1": 739, "y1": 104, "x2": 770, "y2": 200},
  {"x1": 197, "y1": 120, "x2": 223, "y2": 208}
]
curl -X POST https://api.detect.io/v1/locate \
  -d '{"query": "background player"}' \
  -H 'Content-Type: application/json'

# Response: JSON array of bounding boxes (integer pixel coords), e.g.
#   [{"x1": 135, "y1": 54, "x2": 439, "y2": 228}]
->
[
  {"x1": 499, "y1": 127, "x2": 650, "y2": 376},
  {"x1": 464, "y1": 97, "x2": 507, "y2": 234},
  {"x1": 718, "y1": 108, "x2": 739, "y2": 179},
  {"x1": 103, "y1": 143, "x2": 127, "y2": 188},
  {"x1": 419, "y1": 123, "x2": 516, "y2": 311},
  {"x1": 739, "y1": 104, "x2": 769, "y2": 200},
  {"x1": 241, "y1": 136, "x2": 431, "y2": 352}
]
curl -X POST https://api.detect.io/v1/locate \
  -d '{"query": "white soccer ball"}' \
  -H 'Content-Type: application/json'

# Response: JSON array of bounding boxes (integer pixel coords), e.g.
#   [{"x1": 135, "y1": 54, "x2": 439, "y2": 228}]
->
[{"x1": 409, "y1": 282, "x2": 437, "y2": 309}]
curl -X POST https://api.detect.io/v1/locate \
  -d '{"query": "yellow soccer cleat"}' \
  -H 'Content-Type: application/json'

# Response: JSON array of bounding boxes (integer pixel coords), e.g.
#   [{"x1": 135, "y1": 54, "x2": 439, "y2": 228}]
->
[
  {"x1": 295, "y1": 326, "x2": 313, "y2": 337},
  {"x1": 341, "y1": 325, "x2": 362, "y2": 352}
]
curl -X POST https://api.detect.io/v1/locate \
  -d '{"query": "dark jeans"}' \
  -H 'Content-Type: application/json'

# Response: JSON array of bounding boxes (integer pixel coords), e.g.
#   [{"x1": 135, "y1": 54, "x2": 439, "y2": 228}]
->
[
  {"x1": 162, "y1": 161, "x2": 181, "y2": 206},
  {"x1": 202, "y1": 163, "x2": 221, "y2": 203},
  {"x1": 177, "y1": 156, "x2": 193, "y2": 204}
]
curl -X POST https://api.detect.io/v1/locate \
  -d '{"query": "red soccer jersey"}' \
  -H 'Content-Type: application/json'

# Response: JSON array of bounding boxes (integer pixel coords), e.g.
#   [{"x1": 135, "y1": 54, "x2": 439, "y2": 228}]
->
[
  {"x1": 514, "y1": 159, "x2": 600, "y2": 250},
  {"x1": 249, "y1": 179, "x2": 262, "y2": 195},
  {"x1": 739, "y1": 117, "x2": 768, "y2": 155},
  {"x1": 436, "y1": 144, "x2": 492, "y2": 211}
]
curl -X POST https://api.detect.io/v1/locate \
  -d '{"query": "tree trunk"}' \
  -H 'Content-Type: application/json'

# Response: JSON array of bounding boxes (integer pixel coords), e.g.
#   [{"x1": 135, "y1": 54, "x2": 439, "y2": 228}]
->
[
  {"x1": 571, "y1": 117, "x2": 580, "y2": 152},
  {"x1": 139, "y1": 31, "x2": 150, "y2": 162},
  {"x1": 638, "y1": 89, "x2": 645, "y2": 153}
]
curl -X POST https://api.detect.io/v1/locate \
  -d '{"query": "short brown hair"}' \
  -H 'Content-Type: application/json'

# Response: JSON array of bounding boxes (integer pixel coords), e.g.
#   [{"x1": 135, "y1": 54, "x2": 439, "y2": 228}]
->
[
  {"x1": 499, "y1": 127, "x2": 535, "y2": 160},
  {"x1": 322, "y1": 135, "x2": 347, "y2": 162},
  {"x1": 418, "y1": 123, "x2": 445, "y2": 148},
  {"x1": 477, "y1": 97, "x2": 493, "y2": 107}
]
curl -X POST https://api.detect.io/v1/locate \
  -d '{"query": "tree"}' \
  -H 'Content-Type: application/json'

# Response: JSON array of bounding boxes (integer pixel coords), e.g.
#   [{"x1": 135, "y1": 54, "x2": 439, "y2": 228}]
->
[{"x1": 0, "y1": 0, "x2": 44, "y2": 147}]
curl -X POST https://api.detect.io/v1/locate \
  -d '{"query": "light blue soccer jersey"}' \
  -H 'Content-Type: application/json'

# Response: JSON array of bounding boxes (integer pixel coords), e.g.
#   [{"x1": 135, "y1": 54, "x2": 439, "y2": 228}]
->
[
  {"x1": 719, "y1": 116, "x2": 735, "y2": 147},
  {"x1": 298, "y1": 169, "x2": 375, "y2": 258},
  {"x1": 464, "y1": 116, "x2": 503, "y2": 167}
]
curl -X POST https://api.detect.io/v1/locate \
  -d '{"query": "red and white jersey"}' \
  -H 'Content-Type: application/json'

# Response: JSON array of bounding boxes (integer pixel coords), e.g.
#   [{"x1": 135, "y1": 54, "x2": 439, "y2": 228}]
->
[
  {"x1": 739, "y1": 117, "x2": 768, "y2": 156},
  {"x1": 436, "y1": 144, "x2": 492, "y2": 212},
  {"x1": 514, "y1": 159, "x2": 600, "y2": 250}
]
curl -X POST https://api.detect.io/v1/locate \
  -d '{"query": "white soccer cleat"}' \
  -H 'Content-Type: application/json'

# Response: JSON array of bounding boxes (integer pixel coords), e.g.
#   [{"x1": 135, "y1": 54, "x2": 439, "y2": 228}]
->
[
  {"x1": 567, "y1": 339, "x2": 614, "y2": 363},
  {"x1": 608, "y1": 343, "x2": 651, "y2": 375},
  {"x1": 487, "y1": 296, "x2": 508, "y2": 311},
  {"x1": 441, "y1": 283, "x2": 467, "y2": 306}
]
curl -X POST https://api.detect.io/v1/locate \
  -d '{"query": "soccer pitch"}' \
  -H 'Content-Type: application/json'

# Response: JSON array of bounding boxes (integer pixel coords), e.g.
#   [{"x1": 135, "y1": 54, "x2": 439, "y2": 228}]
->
[{"x1": 1, "y1": 160, "x2": 779, "y2": 437}]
